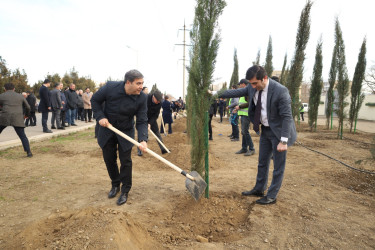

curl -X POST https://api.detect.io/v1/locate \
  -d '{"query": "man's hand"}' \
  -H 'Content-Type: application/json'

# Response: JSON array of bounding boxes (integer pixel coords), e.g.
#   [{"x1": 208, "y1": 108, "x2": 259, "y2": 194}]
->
[
  {"x1": 138, "y1": 141, "x2": 148, "y2": 153},
  {"x1": 99, "y1": 118, "x2": 110, "y2": 127},
  {"x1": 277, "y1": 143, "x2": 288, "y2": 152}
]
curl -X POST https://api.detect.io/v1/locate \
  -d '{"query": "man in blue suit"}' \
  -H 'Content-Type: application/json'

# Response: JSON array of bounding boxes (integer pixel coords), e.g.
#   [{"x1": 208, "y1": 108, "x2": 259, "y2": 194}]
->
[{"x1": 220, "y1": 65, "x2": 297, "y2": 205}]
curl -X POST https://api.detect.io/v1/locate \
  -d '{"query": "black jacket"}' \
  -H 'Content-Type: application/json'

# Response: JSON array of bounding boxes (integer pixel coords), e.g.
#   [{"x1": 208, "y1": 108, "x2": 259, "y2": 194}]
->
[
  {"x1": 65, "y1": 89, "x2": 78, "y2": 109},
  {"x1": 91, "y1": 81, "x2": 148, "y2": 152},
  {"x1": 26, "y1": 93, "x2": 37, "y2": 112},
  {"x1": 38, "y1": 85, "x2": 50, "y2": 112},
  {"x1": 147, "y1": 94, "x2": 161, "y2": 125}
]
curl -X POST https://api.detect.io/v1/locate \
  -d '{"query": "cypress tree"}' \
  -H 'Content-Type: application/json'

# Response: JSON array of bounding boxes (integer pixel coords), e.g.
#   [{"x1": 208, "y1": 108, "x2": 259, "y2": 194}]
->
[
  {"x1": 280, "y1": 53, "x2": 288, "y2": 85},
  {"x1": 253, "y1": 49, "x2": 261, "y2": 65},
  {"x1": 308, "y1": 38, "x2": 323, "y2": 131},
  {"x1": 264, "y1": 35, "x2": 274, "y2": 76},
  {"x1": 349, "y1": 37, "x2": 367, "y2": 133},
  {"x1": 326, "y1": 45, "x2": 337, "y2": 129},
  {"x1": 187, "y1": 0, "x2": 226, "y2": 175},
  {"x1": 229, "y1": 48, "x2": 239, "y2": 87},
  {"x1": 286, "y1": 0, "x2": 313, "y2": 120},
  {"x1": 334, "y1": 18, "x2": 350, "y2": 139}
]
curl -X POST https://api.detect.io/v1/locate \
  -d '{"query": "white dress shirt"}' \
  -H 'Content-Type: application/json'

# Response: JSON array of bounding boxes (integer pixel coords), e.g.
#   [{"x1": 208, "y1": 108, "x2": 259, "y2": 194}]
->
[{"x1": 253, "y1": 79, "x2": 288, "y2": 143}]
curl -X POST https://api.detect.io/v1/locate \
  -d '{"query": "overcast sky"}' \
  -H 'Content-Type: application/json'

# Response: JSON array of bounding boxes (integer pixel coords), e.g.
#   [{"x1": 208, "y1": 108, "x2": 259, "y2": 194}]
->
[{"x1": 1, "y1": 0, "x2": 374, "y2": 98}]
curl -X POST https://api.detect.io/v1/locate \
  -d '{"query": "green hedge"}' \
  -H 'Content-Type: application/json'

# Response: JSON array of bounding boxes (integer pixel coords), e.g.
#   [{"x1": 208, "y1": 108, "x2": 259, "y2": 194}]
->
[{"x1": 365, "y1": 102, "x2": 375, "y2": 107}]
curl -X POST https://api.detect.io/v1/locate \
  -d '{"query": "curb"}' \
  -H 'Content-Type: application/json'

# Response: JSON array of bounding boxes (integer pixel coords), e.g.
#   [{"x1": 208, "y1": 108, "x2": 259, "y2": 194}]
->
[{"x1": 0, "y1": 123, "x2": 96, "y2": 151}]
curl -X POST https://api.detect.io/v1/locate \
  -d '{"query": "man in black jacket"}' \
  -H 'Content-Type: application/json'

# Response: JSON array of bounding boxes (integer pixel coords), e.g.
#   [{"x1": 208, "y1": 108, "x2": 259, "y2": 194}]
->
[
  {"x1": 64, "y1": 83, "x2": 78, "y2": 126},
  {"x1": 38, "y1": 79, "x2": 52, "y2": 133},
  {"x1": 25, "y1": 91, "x2": 37, "y2": 126},
  {"x1": 92, "y1": 69, "x2": 148, "y2": 206},
  {"x1": 138, "y1": 89, "x2": 167, "y2": 156}
]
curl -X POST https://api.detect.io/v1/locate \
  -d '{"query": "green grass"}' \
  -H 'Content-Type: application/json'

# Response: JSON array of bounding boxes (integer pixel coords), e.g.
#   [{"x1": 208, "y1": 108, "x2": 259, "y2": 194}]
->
[{"x1": 0, "y1": 196, "x2": 5, "y2": 201}]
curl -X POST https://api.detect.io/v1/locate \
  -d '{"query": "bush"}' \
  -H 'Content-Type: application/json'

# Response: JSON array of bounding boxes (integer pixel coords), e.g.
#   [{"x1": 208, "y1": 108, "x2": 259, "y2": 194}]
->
[{"x1": 365, "y1": 102, "x2": 375, "y2": 107}]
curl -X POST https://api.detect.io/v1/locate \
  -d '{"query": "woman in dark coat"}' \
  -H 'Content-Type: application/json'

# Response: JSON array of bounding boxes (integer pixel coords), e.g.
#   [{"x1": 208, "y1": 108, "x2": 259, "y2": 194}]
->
[{"x1": 160, "y1": 95, "x2": 173, "y2": 134}]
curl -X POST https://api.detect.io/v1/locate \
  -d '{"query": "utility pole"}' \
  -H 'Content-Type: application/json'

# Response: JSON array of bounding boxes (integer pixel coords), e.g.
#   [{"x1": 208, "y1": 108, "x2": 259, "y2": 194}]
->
[{"x1": 175, "y1": 21, "x2": 191, "y2": 100}]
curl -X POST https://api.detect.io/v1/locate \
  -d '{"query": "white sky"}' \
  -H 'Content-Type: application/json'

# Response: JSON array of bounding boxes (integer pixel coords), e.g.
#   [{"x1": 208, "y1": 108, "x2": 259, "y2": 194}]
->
[{"x1": 1, "y1": 0, "x2": 374, "y2": 98}]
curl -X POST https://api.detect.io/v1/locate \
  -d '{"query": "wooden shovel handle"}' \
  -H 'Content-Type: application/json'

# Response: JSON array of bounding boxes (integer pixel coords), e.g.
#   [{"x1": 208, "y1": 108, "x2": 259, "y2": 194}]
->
[
  {"x1": 148, "y1": 128, "x2": 170, "y2": 153},
  {"x1": 107, "y1": 124, "x2": 194, "y2": 181}
]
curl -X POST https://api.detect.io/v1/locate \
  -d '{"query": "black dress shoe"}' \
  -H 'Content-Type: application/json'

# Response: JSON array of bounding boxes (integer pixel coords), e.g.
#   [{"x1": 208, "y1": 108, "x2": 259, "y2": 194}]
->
[
  {"x1": 43, "y1": 129, "x2": 53, "y2": 133},
  {"x1": 256, "y1": 196, "x2": 277, "y2": 205},
  {"x1": 117, "y1": 192, "x2": 128, "y2": 205},
  {"x1": 58, "y1": 127, "x2": 65, "y2": 130},
  {"x1": 137, "y1": 150, "x2": 143, "y2": 156},
  {"x1": 108, "y1": 186, "x2": 120, "y2": 198},
  {"x1": 51, "y1": 126, "x2": 57, "y2": 129},
  {"x1": 27, "y1": 151, "x2": 33, "y2": 157},
  {"x1": 241, "y1": 189, "x2": 264, "y2": 197},
  {"x1": 71, "y1": 123, "x2": 77, "y2": 126}
]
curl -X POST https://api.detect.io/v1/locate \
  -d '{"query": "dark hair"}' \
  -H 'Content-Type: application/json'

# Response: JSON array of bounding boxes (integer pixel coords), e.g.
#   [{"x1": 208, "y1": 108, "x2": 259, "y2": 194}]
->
[
  {"x1": 4, "y1": 83, "x2": 15, "y2": 90},
  {"x1": 142, "y1": 86, "x2": 148, "y2": 90},
  {"x1": 124, "y1": 69, "x2": 144, "y2": 83},
  {"x1": 245, "y1": 65, "x2": 267, "y2": 80},
  {"x1": 44, "y1": 79, "x2": 51, "y2": 84},
  {"x1": 271, "y1": 76, "x2": 280, "y2": 82},
  {"x1": 231, "y1": 84, "x2": 238, "y2": 89},
  {"x1": 239, "y1": 79, "x2": 249, "y2": 85},
  {"x1": 54, "y1": 82, "x2": 60, "y2": 88}
]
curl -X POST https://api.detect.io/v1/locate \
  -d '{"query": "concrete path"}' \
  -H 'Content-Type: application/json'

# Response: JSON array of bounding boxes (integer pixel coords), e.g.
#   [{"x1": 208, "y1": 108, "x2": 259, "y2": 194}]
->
[{"x1": 0, "y1": 113, "x2": 96, "y2": 151}]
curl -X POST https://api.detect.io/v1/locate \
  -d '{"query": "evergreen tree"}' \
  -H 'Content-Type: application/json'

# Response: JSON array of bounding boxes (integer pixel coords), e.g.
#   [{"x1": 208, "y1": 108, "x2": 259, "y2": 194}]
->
[
  {"x1": 229, "y1": 48, "x2": 239, "y2": 86},
  {"x1": 253, "y1": 49, "x2": 261, "y2": 65},
  {"x1": 308, "y1": 38, "x2": 323, "y2": 131},
  {"x1": 8, "y1": 68, "x2": 29, "y2": 93},
  {"x1": 286, "y1": 0, "x2": 313, "y2": 120},
  {"x1": 187, "y1": 0, "x2": 226, "y2": 176},
  {"x1": 349, "y1": 37, "x2": 367, "y2": 133},
  {"x1": 280, "y1": 53, "x2": 288, "y2": 85},
  {"x1": 0, "y1": 56, "x2": 11, "y2": 94},
  {"x1": 334, "y1": 18, "x2": 350, "y2": 139},
  {"x1": 264, "y1": 35, "x2": 274, "y2": 76},
  {"x1": 326, "y1": 45, "x2": 337, "y2": 129}
]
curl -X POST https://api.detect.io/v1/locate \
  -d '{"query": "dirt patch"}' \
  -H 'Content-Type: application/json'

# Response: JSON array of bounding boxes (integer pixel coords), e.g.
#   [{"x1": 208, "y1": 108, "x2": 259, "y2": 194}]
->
[{"x1": 0, "y1": 116, "x2": 374, "y2": 249}]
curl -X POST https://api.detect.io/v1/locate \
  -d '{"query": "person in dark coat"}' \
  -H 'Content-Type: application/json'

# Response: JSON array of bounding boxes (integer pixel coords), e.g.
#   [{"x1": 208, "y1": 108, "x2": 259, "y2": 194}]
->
[
  {"x1": 0, "y1": 83, "x2": 32, "y2": 157},
  {"x1": 50, "y1": 82, "x2": 64, "y2": 129},
  {"x1": 64, "y1": 83, "x2": 78, "y2": 126},
  {"x1": 25, "y1": 91, "x2": 37, "y2": 126},
  {"x1": 218, "y1": 98, "x2": 226, "y2": 123},
  {"x1": 160, "y1": 95, "x2": 173, "y2": 134},
  {"x1": 91, "y1": 69, "x2": 148, "y2": 206},
  {"x1": 59, "y1": 83, "x2": 68, "y2": 127},
  {"x1": 138, "y1": 89, "x2": 167, "y2": 156},
  {"x1": 77, "y1": 89, "x2": 84, "y2": 121},
  {"x1": 38, "y1": 79, "x2": 52, "y2": 133}
]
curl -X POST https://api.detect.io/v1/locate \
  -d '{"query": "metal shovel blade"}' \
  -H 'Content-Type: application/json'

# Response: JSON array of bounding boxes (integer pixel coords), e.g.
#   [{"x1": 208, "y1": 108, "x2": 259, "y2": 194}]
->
[{"x1": 185, "y1": 171, "x2": 207, "y2": 201}]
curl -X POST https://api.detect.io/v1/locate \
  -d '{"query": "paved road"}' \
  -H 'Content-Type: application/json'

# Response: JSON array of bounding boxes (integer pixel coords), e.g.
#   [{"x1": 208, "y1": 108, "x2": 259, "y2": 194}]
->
[{"x1": 0, "y1": 113, "x2": 96, "y2": 150}]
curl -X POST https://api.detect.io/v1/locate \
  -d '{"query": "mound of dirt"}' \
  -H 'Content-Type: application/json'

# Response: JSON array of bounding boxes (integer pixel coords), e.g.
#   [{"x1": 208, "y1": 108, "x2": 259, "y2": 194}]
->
[{"x1": 10, "y1": 207, "x2": 161, "y2": 249}]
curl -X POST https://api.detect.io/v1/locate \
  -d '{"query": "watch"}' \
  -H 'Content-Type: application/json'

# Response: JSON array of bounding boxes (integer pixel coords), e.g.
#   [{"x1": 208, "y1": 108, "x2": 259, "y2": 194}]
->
[{"x1": 280, "y1": 140, "x2": 287, "y2": 145}]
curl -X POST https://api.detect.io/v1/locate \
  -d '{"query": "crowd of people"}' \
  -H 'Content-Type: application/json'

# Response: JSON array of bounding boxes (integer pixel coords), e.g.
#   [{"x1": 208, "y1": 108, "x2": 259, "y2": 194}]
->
[{"x1": 1, "y1": 65, "x2": 296, "y2": 207}]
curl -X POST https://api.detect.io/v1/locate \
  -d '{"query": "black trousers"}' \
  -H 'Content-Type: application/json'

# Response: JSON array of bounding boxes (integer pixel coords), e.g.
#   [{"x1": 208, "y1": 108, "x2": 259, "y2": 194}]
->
[
  {"x1": 102, "y1": 135, "x2": 132, "y2": 193},
  {"x1": 83, "y1": 109, "x2": 92, "y2": 121},
  {"x1": 209, "y1": 114, "x2": 213, "y2": 138},
  {"x1": 0, "y1": 126, "x2": 31, "y2": 153},
  {"x1": 25, "y1": 111, "x2": 36, "y2": 126}
]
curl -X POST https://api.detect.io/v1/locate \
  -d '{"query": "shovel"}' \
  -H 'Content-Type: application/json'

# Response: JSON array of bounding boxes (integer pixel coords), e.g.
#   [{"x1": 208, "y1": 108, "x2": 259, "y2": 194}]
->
[
  {"x1": 160, "y1": 113, "x2": 167, "y2": 136},
  {"x1": 148, "y1": 128, "x2": 170, "y2": 153},
  {"x1": 107, "y1": 124, "x2": 207, "y2": 201}
]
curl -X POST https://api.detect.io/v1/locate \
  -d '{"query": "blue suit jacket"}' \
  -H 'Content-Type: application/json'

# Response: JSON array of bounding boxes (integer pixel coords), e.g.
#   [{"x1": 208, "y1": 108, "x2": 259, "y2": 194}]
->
[{"x1": 220, "y1": 79, "x2": 297, "y2": 146}]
